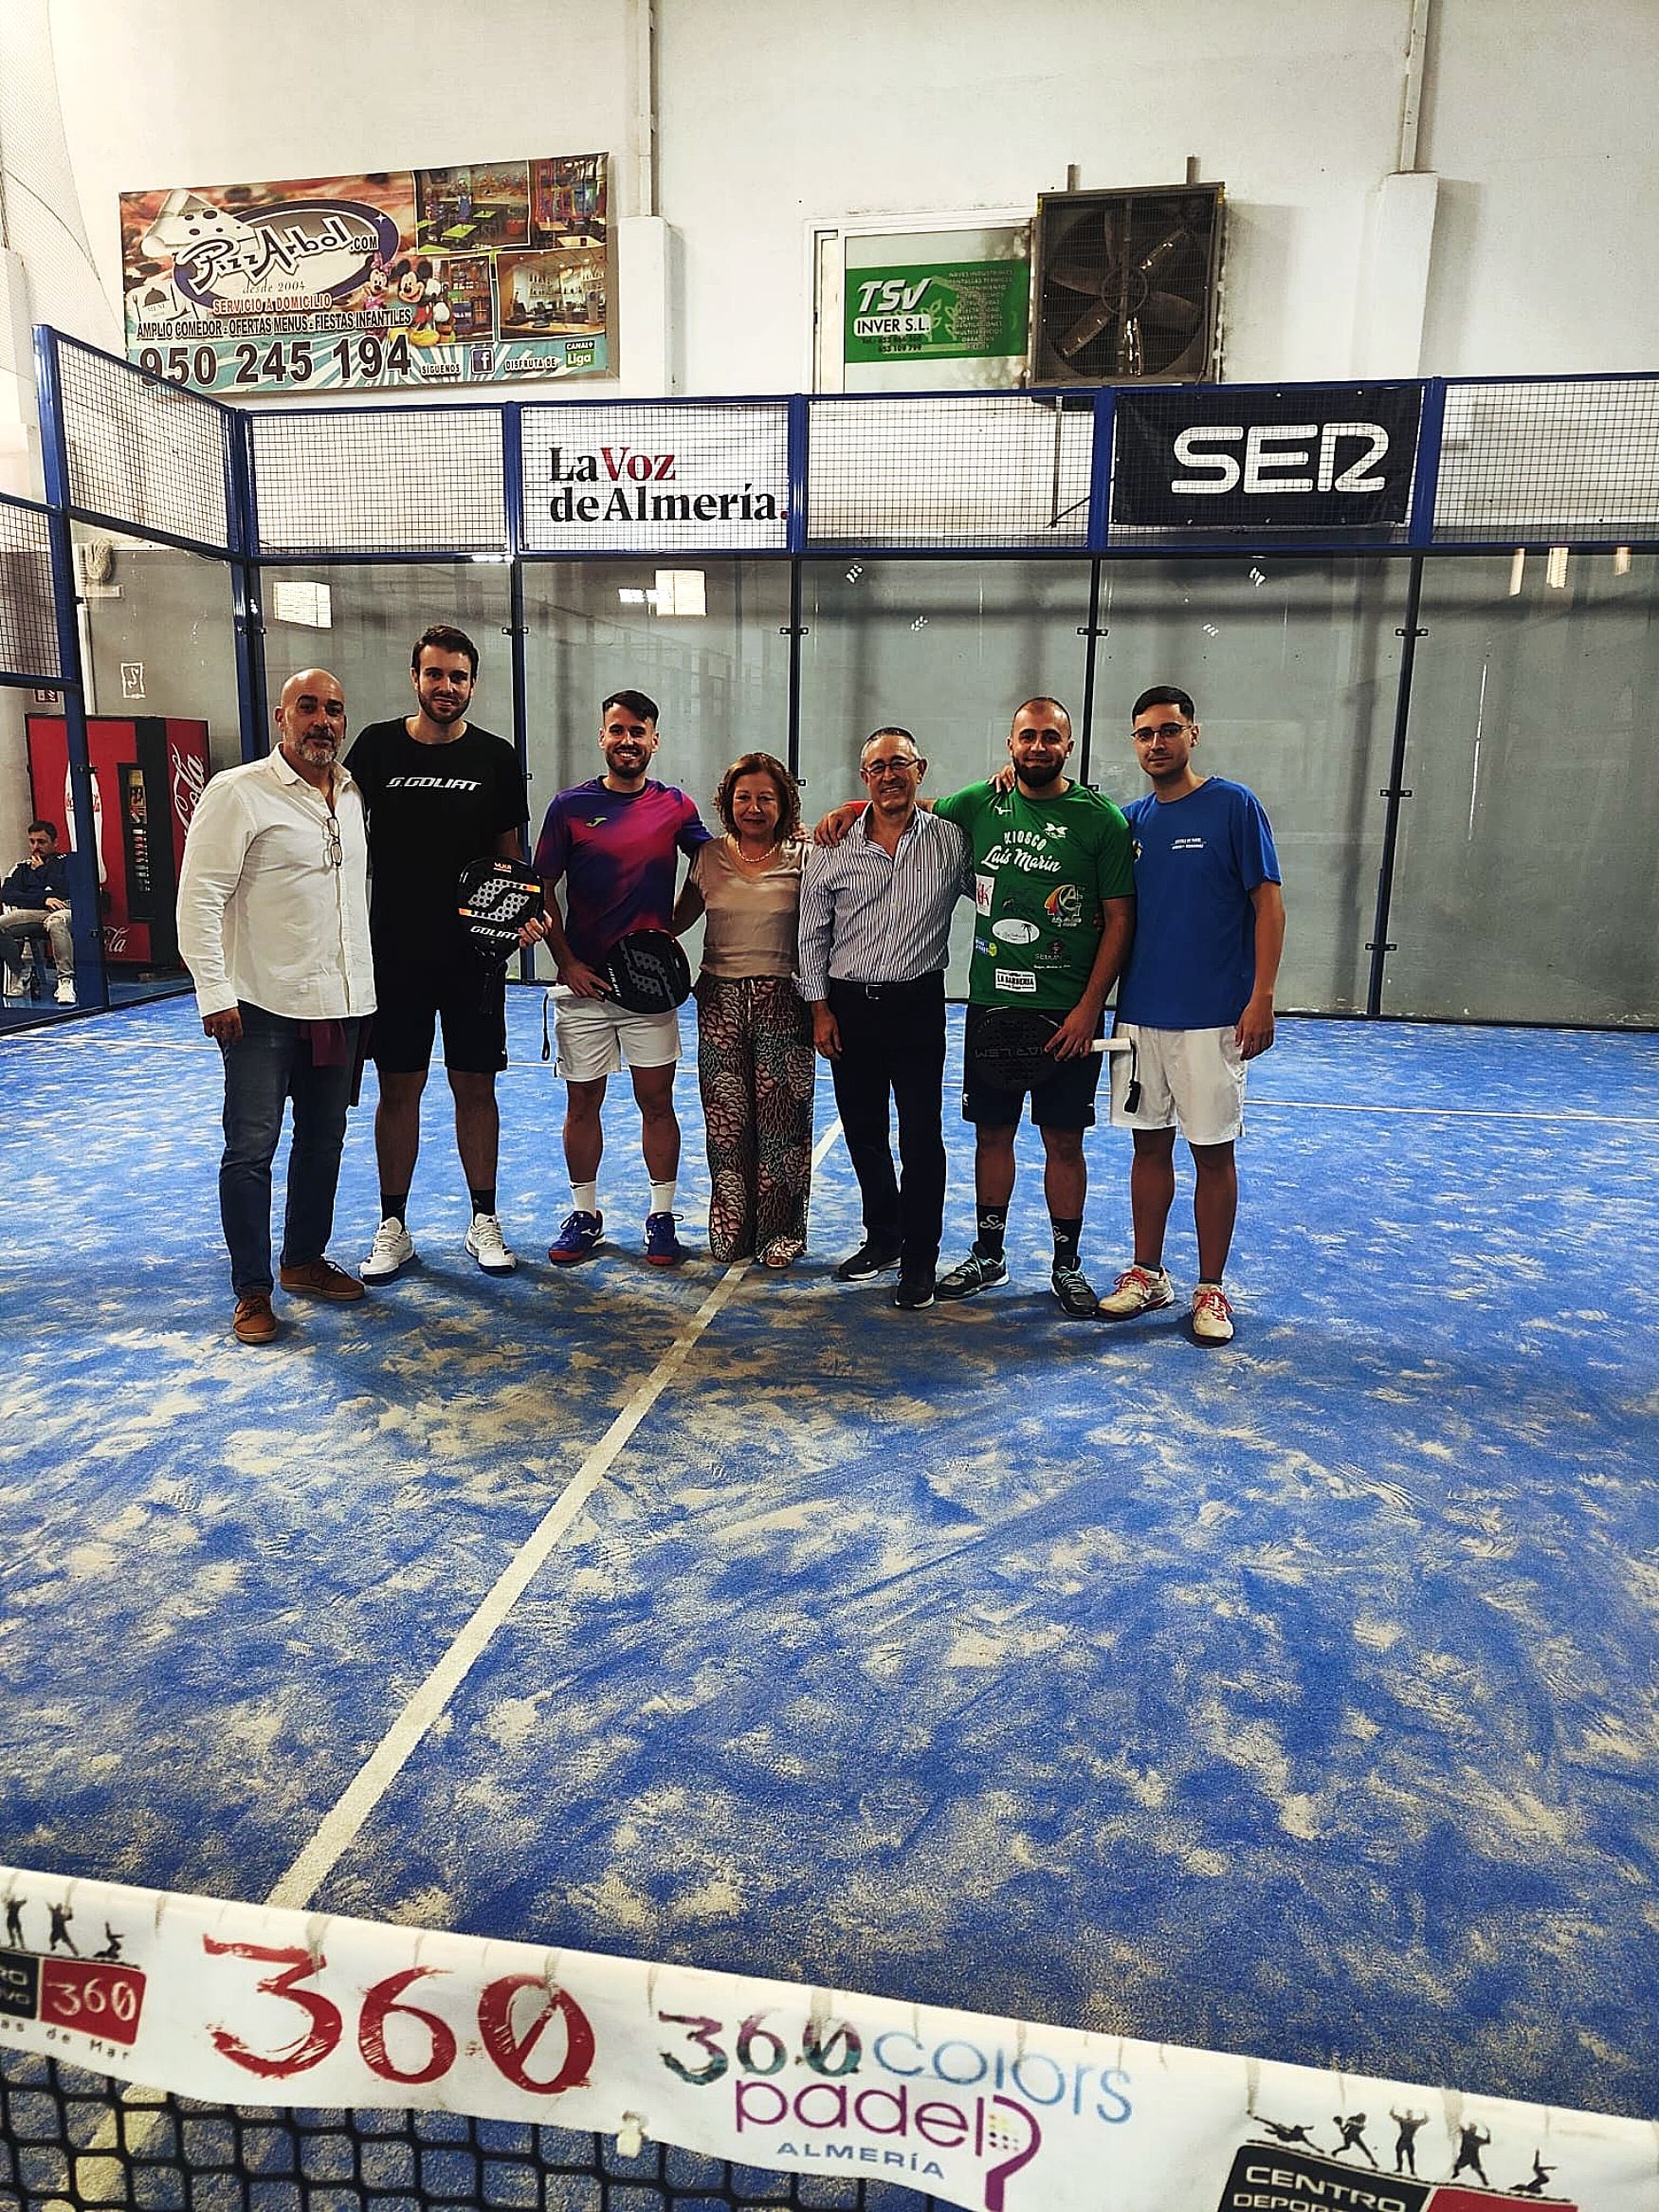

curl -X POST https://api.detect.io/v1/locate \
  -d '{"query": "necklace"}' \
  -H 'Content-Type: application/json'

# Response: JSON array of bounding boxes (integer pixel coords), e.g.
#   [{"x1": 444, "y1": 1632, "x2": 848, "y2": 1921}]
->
[{"x1": 732, "y1": 835, "x2": 780, "y2": 868}]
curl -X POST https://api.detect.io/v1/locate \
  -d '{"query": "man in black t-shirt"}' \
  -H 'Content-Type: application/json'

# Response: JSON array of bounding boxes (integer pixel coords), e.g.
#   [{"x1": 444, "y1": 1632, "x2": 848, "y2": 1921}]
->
[{"x1": 346, "y1": 625, "x2": 529, "y2": 1282}]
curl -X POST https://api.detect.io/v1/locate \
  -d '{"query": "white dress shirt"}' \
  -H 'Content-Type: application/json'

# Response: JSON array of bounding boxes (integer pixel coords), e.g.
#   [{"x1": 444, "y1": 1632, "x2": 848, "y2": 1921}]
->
[
  {"x1": 796, "y1": 806, "x2": 971, "y2": 1000},
  {"x1": 176, "y1": 746, "x2": 375, "y2": 1021}
]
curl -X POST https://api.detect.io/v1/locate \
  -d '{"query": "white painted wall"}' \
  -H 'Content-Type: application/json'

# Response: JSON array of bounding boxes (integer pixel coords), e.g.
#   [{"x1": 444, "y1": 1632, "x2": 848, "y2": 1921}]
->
[
  {"x1": 1416, "y1": 0, "x2": 1659, "y2": 375},
  {"x1": 27, "y1": 0, "x2": 1659, "y2": 400}
]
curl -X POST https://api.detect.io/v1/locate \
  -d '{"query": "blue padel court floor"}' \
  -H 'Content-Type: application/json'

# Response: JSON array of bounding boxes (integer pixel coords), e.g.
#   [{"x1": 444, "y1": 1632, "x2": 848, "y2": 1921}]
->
[{"x1": 2, "y1": 995, "x2": 1655, "y2": 2122}]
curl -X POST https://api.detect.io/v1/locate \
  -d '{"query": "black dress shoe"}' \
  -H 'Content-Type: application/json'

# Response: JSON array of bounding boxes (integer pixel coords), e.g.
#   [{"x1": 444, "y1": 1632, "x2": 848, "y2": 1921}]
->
[
  {"x1": 891, "y1": 1272, "x2": 936, "y2": 1310},
  {"x1": 834, "y1": 1240, "x2": 901, "y2": 1281}
]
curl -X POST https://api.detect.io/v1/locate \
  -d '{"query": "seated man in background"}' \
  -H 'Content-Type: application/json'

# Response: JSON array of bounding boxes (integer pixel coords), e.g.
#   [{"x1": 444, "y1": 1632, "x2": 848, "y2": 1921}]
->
[{"x1": 1, "y1": 820, "x2": 76, "y2": 1004}]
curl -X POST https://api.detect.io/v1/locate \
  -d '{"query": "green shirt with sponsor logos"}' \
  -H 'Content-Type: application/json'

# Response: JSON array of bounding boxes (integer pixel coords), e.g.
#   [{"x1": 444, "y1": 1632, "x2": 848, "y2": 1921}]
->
[{"x1": 932, "y1": 778, "x2": 1134, "y2": 1010}]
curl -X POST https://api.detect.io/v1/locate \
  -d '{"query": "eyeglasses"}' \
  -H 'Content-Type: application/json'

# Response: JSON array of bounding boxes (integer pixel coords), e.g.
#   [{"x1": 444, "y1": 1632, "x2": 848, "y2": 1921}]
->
[
  {"x1": 862, "y1": 756, "x2": 921, "y2": 777},
  {"x1": 322, "y1": 814, "x2": 342, "y2": 869},
  {"x1": 1134, "y1": 722, "x2": 1189, "y2": 743}
]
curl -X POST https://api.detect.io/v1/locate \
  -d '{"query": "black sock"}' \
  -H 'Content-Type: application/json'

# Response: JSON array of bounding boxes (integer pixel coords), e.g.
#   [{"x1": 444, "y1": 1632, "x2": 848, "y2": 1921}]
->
[
  {"x1": 380, "y1": 1191, "x2": 410, "y2": 1227},
  {"x1": 975, "y1": 1205, "x2": 1008, "y2": 1261},
  {"x1": 469, "y1": 1185, "x2": 497, "y2": 1217},
  {"x1": 1050, "y1": 1216, "x2": 1083, "y2": 1271}
]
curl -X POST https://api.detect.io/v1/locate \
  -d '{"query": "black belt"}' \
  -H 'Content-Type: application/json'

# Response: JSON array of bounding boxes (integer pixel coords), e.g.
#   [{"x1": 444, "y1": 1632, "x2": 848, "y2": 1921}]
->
[{"x1": 830, "y1": 972, "x2": 942, "y2": 1000}]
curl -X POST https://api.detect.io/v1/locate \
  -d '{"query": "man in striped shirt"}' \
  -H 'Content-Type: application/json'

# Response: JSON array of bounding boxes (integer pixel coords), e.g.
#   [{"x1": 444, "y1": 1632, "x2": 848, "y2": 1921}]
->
[{"x1": 797, "y1": 727, "x2": 972, "y2": 1310}]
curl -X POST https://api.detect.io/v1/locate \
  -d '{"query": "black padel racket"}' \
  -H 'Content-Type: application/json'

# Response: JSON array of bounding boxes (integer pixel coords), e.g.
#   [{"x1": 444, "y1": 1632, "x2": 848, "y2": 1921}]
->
[
  {"x1": 457, "y1": 855, "x2": 543, "y2": 960},
  {"x1": 601, "y1": 929, "x2": 693, "y2": 1014},
  {"x1": 969, "y1": 1007, "x2": 1130, "y2": 1091}
]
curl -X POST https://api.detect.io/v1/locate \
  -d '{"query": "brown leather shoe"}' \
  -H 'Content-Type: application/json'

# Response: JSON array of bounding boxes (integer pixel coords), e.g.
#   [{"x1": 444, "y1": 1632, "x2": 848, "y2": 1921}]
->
[
  {"x1": 278, "y1": 1257, "x2": 365, "y2": 1303},
  {"x1": 233, "y1": 1292, "x2": 279, "y2": 1345}
]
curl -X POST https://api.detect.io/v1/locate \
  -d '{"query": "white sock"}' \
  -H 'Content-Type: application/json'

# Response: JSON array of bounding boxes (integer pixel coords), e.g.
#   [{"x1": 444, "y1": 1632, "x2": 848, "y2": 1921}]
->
[
  {"x1": 649, "y1": 1180, "x2": 677, "y2": 1216},
  {"x1": 572, "y1": 1181, "x2": 599, "y2": 1215}
]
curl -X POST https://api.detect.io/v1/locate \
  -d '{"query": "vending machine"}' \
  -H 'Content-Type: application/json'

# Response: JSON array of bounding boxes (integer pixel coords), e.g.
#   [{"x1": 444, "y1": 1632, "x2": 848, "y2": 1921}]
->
[{"x1": 25, "y1": 716, "x2": 210, "y2": 972}]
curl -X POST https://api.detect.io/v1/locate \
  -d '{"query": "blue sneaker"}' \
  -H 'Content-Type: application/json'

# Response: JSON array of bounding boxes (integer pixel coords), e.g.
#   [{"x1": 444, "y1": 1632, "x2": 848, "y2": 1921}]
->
[
  {"x1": 645, "y1": 1211, "x2": 687, "y2": 1267},
  {"x1": 547, "y1": 1209, "x2": 603, "y2": 1263}
]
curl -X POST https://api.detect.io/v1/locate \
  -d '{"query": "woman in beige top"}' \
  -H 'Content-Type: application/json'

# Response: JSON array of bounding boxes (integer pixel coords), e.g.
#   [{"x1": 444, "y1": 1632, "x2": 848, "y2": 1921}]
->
[{"x1": 673, "y1": 752, "x2": 813, "y2": 1266}]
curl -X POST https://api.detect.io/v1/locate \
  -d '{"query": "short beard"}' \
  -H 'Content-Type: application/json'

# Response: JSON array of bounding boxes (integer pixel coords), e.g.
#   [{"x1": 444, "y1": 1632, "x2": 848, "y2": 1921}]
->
[{"x1": 1017, "y1": 757, "x2": 1065, "y2": 790}]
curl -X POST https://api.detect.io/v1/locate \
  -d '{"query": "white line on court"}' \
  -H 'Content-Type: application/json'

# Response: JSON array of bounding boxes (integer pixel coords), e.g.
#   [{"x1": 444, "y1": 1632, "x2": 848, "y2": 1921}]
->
[
  {"x1": 1250, "y1": 1100, "x2": 1659, "y2": 1125},
  {"x1": 264, "y1": 1113, "x2": 848, "y2": 1914}
]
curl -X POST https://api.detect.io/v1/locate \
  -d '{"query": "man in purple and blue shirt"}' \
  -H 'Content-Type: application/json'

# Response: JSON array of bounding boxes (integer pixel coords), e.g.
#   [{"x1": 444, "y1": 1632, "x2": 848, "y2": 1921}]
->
[{"x1": 534, "y1": 688, "x2": 710, "y2": 1267}]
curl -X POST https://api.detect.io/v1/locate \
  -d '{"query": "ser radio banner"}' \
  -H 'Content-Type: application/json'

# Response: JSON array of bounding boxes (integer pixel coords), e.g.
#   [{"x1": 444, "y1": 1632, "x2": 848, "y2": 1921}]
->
[
  {"x1": 1, "y1": 1867, "x2": 1651, "y2": 2212},
  {"x1": 1112, "y1": 384, "x2": 1425, "y2": 532}
]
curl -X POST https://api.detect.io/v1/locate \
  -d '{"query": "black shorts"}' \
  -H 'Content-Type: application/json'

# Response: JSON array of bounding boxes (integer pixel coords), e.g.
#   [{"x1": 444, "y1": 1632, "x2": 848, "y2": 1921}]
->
[
  {"x1": 371, "y1": 958, "x2": 507, "y2": 1076},
  {"x1": 960, "y1": 1003, "x2": 1103, "y2": 1131}
]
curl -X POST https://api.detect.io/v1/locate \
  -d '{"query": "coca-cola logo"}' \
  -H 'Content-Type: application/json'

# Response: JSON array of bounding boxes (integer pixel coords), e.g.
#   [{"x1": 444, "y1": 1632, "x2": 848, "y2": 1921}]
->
[{"x1": 171, "y1": 743, "x2": 207, "y2": 830}]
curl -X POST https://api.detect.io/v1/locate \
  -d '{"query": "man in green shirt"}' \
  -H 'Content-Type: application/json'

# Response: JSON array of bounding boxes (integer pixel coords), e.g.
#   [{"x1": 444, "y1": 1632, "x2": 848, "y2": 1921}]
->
[{"x1": 932, "y1": 698, "x2": 1135, "y2": 1314}]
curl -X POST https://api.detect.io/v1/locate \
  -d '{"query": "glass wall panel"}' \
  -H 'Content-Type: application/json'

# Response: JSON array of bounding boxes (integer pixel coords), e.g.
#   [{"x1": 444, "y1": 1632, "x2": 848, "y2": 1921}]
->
[
  {"x1": 0, "y1": 679, "x2": 72, "y2": 1031},
  {"x1": 521, "y1": 558, "x2": 793, "y2": 978},
  {"x1": 798, "y1": 558, "x2": 1095, "y2": 993},
  {"x1": 15, "y1": 526, "x2": 246, "y2": 1008},
  {"x1": 1384, "y1": 551, "x2": 1659, "y2": 1024},
  {"x1": 0, "y1": 504, "x2": 65, "y2": 1029},
  {"x1": 1093, "y1": 557, "x2": 1410, "y2": 1015},
  {"x1": 259, "y1": 560, "x2": 513, "y2": 743},
  {"x1": 73, "y1": 526, "x2": 242, "y2": 776}
]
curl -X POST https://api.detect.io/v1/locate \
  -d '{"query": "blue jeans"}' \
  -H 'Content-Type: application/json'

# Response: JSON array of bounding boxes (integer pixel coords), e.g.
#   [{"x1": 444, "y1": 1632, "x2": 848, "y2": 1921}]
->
[{"x1": 218, "y1": 1003, "x2": 361, "y2": 1297}]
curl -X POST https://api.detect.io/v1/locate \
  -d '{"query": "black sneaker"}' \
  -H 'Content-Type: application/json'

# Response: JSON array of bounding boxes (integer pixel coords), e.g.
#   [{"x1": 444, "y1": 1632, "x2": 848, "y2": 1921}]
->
[
  {"x1": 891, "y1": 1273, "x2": 936, "y2": 1310},
  {"x1": 1050, "y1": 1261, "x2": 1098, "y2": 1318},
  {"x1": 936, "y1": 1250, "x2": 1008, "y2": 1300},
  {"x1": 835, "y1": 1239, "x2": 901, "y2": 1281}
]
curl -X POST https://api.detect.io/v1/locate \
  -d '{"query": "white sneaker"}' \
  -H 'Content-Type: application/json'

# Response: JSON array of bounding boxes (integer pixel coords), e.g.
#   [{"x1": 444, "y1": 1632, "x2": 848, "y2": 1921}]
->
[
  {"x1": 1097, "y1": 1263, "x2": 1175, "y2": 1319},
  {"x1": 1191, "y1": 1283, "x2": 1234, "y2": 1344},
  {"x1": 54, "y1": 978, "x2": 75, "y2": 1005},
  {"x1": 361, "y1": 1218, "x2": 417, "y2": 1282},
  {"x1": 2, "y1": 970, "x2": 27, "y2": 998},
  {"x1": 465, "y1": 1212, "x2": 517, "y2": 1274}
]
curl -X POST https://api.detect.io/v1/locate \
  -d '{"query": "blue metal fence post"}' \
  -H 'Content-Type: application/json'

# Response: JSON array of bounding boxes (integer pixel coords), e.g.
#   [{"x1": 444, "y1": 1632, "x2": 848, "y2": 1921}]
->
[
  {"x1": 1085, "y1": 387, "x2": 1116, "y2": 557},
  {"x1": 1365, "y1": 378, "x2": 1444, "y2": 1014},
  {"x1": 502, "y1": 403, "x2": 535, "y2": 978},
  {"x1": 783, "y1": 395, "x2": 810, "y2": 781},
  {"x1": 1074, "y1": 389, "x2": 1117, "y2": 783},
  {"x1": 225, "y1": 408, "x2": 266, "y2": 762},
  {"x1": 32, "y1": 326, "x2": 106, "y2": 1012},
  {"x1": 1407, "y1": 376, "x2": 1447, "y2": 553}
]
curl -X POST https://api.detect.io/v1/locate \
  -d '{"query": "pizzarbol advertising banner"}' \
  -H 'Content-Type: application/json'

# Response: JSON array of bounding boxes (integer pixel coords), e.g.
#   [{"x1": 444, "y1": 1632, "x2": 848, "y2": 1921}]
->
[
  {"x1": 2, "y1": 1869, "x2": 1651, "y2": 2212},
  {"x1": 1111, "y1": 384, "x2": 1425, "y2": 532},
  {"x1": 119, "y1": 156, "x2": 609, "y2": 396}
]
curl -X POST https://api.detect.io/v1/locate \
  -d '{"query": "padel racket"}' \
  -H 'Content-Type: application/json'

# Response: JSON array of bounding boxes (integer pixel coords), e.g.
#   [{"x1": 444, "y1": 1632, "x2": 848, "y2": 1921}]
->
[
  {"x1": 969, "y1": 1006, "x2": 1130, "y2": 1091},
  {"x1": 600, "y1": 929, "x2": 693, "y2": 1013},
  {"x1": 457, "y1": 855, "x2": 543, "y2": 960}
]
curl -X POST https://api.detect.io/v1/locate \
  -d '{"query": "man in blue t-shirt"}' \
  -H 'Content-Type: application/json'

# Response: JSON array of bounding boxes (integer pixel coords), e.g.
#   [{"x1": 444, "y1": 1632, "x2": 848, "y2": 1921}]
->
[{"x1": 1097, "y1": 686, "x2": 1285, "y2": 1345}]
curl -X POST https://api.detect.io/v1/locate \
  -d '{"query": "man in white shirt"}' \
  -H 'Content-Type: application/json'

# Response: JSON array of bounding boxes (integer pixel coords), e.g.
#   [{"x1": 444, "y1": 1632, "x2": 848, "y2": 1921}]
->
[{"x1": 176, "y1": 669, "x2": 376, "y2": 1345}]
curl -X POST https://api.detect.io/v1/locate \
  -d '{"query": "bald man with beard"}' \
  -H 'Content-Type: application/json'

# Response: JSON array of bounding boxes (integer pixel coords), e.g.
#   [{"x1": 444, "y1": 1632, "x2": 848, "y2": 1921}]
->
[{"x1": 176, "y1": 669, "x2": 377, "y2": 1344}]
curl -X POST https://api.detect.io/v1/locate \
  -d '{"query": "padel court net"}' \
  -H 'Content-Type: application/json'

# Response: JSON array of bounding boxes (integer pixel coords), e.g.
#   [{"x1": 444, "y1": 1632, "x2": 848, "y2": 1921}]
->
[{"x1": 0, "y1": 1866, "x2": 1650, "y2": 2212}]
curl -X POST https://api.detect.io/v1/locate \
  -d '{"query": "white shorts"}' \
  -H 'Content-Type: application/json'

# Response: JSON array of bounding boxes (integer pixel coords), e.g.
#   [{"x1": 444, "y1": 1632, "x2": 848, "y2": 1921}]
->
[
  {"x1": 550, "y1": 988, "x2": 682, "y2": 1083},
  {"x1": 1109, "y1": 1023, "x2": 1247, "y2": 1146}
]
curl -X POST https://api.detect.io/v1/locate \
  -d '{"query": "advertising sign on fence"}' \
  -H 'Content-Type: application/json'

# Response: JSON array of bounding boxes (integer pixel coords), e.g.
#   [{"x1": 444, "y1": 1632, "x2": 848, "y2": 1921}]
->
[
  {"x1": 1112, "y1": 383, "x2": 1425, "y2": 533},
  {"x1": 119, "y1": 157, "x2": 609, "y2": 396},
  {"x1": 1, "y1": 1867, "x2": 1651, "y2": 2212}
]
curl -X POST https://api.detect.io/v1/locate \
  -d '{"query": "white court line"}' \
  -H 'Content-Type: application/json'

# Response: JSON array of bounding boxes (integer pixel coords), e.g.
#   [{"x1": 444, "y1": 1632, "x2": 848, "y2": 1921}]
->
[
  {"x1": 264, "y1": 1113, "x2": 848, "y2": 1914},
  {"x1": 1250, "y1": 1099, "x2": 1659, "y2": 1126}
]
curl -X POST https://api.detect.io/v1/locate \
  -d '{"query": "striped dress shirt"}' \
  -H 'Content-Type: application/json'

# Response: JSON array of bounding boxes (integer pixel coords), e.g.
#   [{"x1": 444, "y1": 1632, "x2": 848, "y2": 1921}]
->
[{"x1": 796, "y1": 806, "x2": 972, "y2": 1000}]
